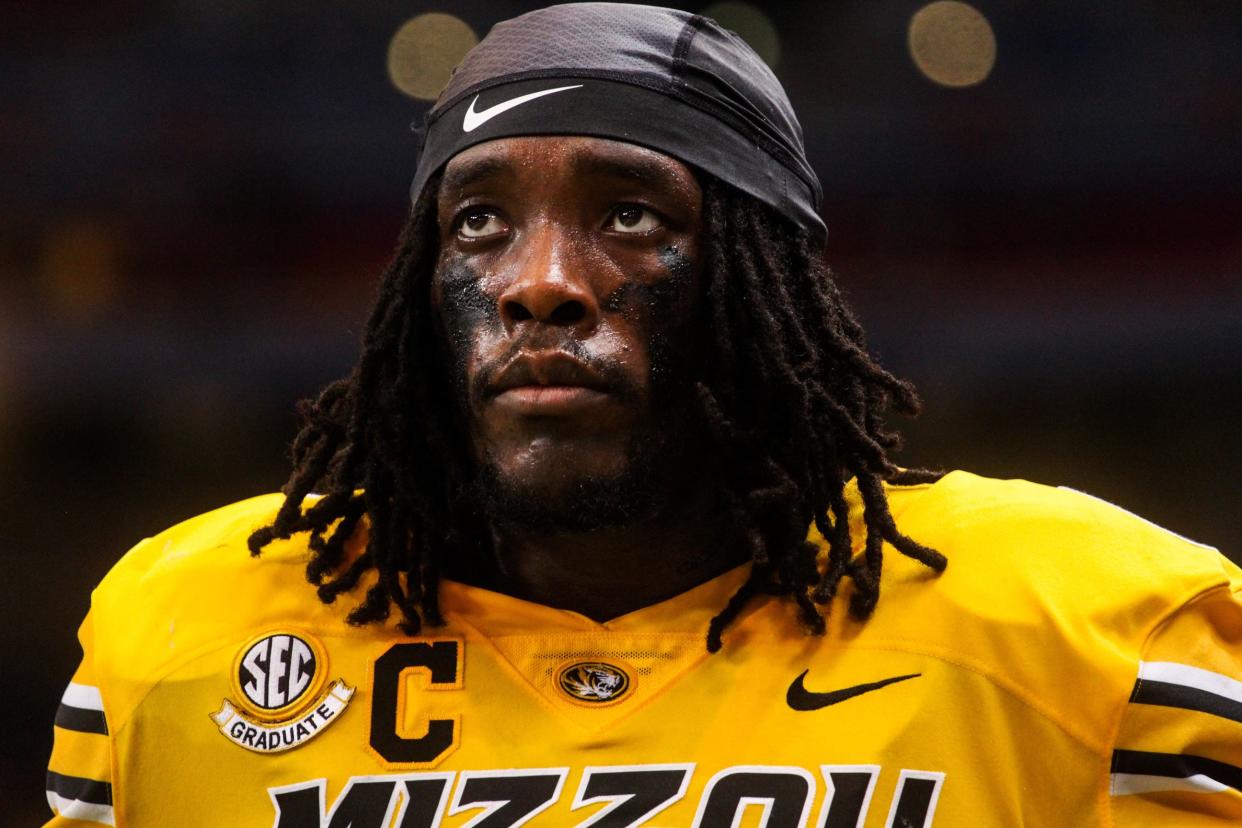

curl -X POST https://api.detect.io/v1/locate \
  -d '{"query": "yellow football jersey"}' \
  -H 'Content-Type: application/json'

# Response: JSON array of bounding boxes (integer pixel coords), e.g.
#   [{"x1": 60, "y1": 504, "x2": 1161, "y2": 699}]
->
[{"x1": 46, "y1": 471, "x2": 1242, "y2": 826}]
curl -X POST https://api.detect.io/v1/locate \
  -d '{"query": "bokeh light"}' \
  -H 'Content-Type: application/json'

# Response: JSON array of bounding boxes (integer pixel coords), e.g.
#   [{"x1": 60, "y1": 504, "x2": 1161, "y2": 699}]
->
[
  {"x1": 702, "y1": 2, "x2": 781, "y2": 69},
  {"x1": 908, "y1": 1, "x2": 996, "y2": 88},
  {"x1": 386, "y1": 12, "x2": 478, "y2": 101}
]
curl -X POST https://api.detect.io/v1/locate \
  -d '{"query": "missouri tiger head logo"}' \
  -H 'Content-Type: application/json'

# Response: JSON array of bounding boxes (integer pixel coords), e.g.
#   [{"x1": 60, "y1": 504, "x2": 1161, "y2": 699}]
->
[{"x1": 556, "y1": 661, "x2": 632, "y2": 704}]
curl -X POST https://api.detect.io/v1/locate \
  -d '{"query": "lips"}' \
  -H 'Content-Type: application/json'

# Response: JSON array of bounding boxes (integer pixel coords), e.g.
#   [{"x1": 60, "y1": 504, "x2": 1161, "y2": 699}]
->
[
  {"x1": 490, "y1": 352, "x2": 610, "y2": 394},
  {"x1": 488, "y1": 352, "x2": 614, "y2": 414}
]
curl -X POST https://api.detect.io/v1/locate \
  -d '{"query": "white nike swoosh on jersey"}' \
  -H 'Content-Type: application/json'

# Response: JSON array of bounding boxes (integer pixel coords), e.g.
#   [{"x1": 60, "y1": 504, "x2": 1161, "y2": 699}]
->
[{"x1": 461, "y1": 85, "x2": 584, "y2": 133}]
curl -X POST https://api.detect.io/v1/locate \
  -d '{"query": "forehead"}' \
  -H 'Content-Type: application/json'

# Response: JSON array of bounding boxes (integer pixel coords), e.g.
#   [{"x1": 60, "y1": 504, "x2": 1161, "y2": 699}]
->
[{"x1": 438, "y1": 136, "x2": 700, "y2": 197}]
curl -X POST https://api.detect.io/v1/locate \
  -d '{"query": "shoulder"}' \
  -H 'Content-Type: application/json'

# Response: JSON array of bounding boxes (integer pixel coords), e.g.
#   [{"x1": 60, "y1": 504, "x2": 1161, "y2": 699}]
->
[
  {"x1": 884, "y1": 469, "x2": 1231, "y2": 616},
  {"x1": 837, "y1": 471, "x2": 1238, "y2": 745},
  {"x1": 94, "y1": 492, "x2": 298, "y2": 611},
  {"x1": 860, "y1": 470, "x2": 1235, "y2": 678},
  {"x1": 87, "y1": 494, "x2": 352, "y2": 711}
]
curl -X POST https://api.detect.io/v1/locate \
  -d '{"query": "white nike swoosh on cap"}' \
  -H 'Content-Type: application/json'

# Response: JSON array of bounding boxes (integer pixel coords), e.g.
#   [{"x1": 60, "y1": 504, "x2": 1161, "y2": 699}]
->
[{"x1": 461, "y1": 85, "x2": 584, "y2": 133}]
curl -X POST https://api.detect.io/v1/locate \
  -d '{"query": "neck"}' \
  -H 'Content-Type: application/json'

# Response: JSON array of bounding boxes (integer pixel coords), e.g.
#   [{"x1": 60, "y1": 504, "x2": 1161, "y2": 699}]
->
[{"x1": 482, "y1": 485, "x2": 744, "y2": 620}]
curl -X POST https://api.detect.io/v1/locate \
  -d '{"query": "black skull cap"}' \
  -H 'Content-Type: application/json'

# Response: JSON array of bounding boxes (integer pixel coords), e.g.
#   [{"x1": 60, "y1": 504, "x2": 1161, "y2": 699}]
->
[{"x1": 411, "y1": 2, "x2": 826, "y2": 241}]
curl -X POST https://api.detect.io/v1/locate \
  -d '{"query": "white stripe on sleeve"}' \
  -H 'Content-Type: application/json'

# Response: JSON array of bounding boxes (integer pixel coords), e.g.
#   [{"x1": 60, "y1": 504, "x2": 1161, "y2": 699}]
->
[
  {"x1": 1110, "y1": 772, "x2": 1229, "y2": 797},
  {"x1": 47, "y1": 791, "x2": 116, "y2": 826},
  {"x1": 1138, "y1": 661, "x2": 1242, "y2": 706},
  {"x1": 60, "y1": 682, "x2": 105, "y2": 712}
]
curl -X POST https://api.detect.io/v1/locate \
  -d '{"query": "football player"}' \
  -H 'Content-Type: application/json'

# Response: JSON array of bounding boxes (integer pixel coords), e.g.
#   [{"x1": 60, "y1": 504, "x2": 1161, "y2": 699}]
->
[{"x1": 46, "y1": 4, "x2": 1241, "y2": 826}]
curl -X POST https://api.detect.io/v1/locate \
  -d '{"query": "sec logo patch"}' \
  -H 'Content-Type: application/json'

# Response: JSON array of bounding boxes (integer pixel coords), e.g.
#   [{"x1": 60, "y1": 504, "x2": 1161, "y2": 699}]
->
[
  {"x1": 210, "y1": 630, "x2": 353, "y2": 753},
  {"x1": 556, "y1": 660, "x2": 633, "y2": 705},
  {"x1": 235, "y1": 631, "x2": 323, "y2": 719}
]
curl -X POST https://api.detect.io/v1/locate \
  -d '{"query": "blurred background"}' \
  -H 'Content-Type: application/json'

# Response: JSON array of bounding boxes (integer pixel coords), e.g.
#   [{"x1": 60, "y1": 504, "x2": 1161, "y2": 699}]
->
[{"x1": 4, "y1": 1, "x2": 1239, "y2": 821}]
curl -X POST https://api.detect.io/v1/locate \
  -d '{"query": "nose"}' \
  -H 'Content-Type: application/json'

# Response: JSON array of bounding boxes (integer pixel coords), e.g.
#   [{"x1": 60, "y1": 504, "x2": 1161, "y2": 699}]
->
[{"x1": 497, "y1": 225, "x2": 599, "y2": 335}]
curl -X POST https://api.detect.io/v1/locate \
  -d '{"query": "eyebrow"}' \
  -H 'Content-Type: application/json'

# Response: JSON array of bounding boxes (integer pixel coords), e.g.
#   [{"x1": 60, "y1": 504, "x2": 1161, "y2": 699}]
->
[
  {"x1": 571, "y1": 153, "x2": 685, "y2": 191},
  {"x1": 439, "y1": 155, "x2": 514, "y2": 198},
  {"x1": 438, "y1": 145, "x2": 689, "y2": 200}
]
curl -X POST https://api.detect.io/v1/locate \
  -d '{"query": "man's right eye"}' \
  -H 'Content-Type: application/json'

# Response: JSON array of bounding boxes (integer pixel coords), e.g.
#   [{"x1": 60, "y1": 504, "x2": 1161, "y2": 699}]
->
[{"x1": 457, "y1": 210, "x2": 508, "y2": 239}]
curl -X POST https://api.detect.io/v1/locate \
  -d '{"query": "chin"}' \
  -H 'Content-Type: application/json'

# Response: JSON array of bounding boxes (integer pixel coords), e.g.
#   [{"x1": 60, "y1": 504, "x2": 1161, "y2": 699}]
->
[{"x1": 476, "y1": 454, "x2": 662, "y2": 532}]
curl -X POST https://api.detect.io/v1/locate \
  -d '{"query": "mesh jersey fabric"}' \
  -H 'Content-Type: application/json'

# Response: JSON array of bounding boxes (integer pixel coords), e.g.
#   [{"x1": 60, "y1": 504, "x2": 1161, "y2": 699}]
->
[{"x1": 45, "y1": 471, "x2": 1242, "y2": 826}]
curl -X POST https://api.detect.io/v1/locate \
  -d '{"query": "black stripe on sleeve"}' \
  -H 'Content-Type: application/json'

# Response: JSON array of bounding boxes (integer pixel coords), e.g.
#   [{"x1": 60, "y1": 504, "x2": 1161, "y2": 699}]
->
[
  {"x1": 1112, "y1": 750, "x2": 1242, "y2": 792},
  {"x1": 55, "y1": 703, "x2": 109, "y2": 735},
  {"x1": 1131, "y1": 678, "x2": 1242, "y2": 726},
  {"x1": 46, "y1": 770, "x2": 113, "y2": 806}
]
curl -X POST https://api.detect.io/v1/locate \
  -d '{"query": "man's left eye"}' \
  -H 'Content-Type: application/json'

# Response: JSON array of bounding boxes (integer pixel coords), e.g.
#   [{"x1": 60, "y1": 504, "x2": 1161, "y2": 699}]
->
[{"x1": 607, "y1": 205, "x2": 661, "y2": 234}]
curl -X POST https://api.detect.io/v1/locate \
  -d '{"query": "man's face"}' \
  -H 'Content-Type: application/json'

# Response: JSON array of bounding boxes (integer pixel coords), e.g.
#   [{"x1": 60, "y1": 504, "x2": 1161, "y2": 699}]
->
[{"x1": 432, "y1": 136, "x2": 705, "y2": 530}]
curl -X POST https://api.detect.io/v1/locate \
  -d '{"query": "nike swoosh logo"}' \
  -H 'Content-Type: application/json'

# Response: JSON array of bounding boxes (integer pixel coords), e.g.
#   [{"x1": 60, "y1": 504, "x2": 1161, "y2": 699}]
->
[
  {"x1": 786, "y1": 670, "x2": 920, "y2": 711},
  {"x1": 461, "y1": 85, "x2": 584, "y2": 133}
]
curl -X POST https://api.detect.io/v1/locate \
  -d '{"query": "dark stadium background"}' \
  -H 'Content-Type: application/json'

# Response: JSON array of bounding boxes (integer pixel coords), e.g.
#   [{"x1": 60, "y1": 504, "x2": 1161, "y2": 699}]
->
[{"x1": 4, "y1": 2, "x2": 1239, "y2": 822}]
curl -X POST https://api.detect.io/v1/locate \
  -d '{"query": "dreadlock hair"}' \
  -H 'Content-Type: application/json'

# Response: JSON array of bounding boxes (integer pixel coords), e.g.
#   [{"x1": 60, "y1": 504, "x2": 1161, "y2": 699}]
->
[{"x1": 248, "y1": 171, "x2": 947, "y2": 652}]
